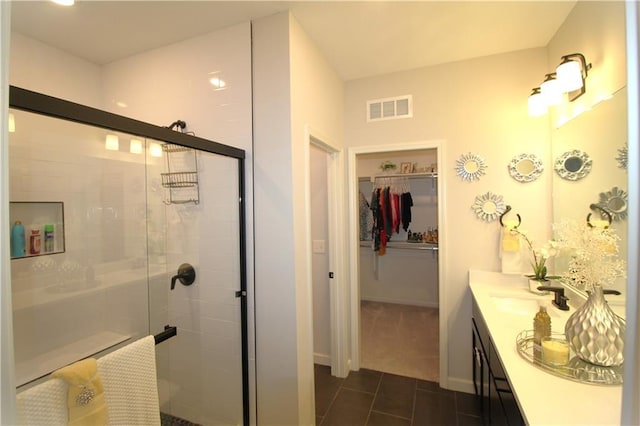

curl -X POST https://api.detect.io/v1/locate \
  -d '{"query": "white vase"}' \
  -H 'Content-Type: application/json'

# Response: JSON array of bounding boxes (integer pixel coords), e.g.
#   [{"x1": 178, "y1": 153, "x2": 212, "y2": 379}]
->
[{"x1": 528, "y1": 278, "x2": 549, "y2": 295}]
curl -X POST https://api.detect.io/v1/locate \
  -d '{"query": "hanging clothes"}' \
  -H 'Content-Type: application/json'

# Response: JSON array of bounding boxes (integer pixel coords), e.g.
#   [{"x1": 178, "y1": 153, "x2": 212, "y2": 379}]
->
[
  {"x1": 359, "y1": 191, "x2": 373, "y2": 241},
  {"x1": 370, "y1": 180, "x2": 413, "y2": 255},
  {"x1": 401, "y1": 192, "x2": 413, "y2": 231}
]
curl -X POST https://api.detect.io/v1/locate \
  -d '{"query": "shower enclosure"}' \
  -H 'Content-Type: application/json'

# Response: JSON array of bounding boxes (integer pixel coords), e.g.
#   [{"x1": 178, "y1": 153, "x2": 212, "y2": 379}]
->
[{"x1": 8, "y1": 87, "x2": 249, "y2": 425}]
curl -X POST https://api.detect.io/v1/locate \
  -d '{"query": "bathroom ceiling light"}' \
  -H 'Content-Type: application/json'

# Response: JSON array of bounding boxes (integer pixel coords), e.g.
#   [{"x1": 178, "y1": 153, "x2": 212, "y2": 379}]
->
[
  {"x1": 528, "y1": 88, "x2": 547, "y2": 117},
  {"x1": 105, "y1": 134, "x2": 119, "y2": 151},
  {"x1": 130, "y1": 139, "x2": 143, "y2": 154},
  {"x1": 556, "y1": 53, "x2": 592, "y2": 100},
  {"x1": 8, "y1": 113, "x2": 15, "y2": 132},
  {"x1": 209, "y1": 77, "x2": 227, "y2": 90},
  {"x1": 51, "y1": 0, "x2": 74, "y2": 5},
  {"x1": 540, "y1": 73, "x2": 563, "y2": 106}
]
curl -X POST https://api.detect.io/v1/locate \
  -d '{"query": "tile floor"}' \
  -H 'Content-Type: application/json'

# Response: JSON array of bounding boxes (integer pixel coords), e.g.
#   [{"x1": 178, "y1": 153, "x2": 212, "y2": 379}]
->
[
  {"x1": 360, "y1": 301, "x2": 439, "y2": 382},
  {"x1": 314, "y1": 365, "x2": 482, "y2": 426}
]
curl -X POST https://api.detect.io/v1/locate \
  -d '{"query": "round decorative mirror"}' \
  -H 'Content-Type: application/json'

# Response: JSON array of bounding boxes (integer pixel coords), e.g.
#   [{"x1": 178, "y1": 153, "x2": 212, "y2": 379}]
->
[
  {"x1": 455, "y1": 152, "x2": 487, "y2": 182},
  {"x1": 554, "y1": 149, "x2": 592, "y2": 181},
  {"x1": 472, "y1": 191, "x2": 506, "y2": 222},
  {"x1": 615, "y1": 144, "x2": 628, "y2": 170},
  {"x1": 508, "y1": 153, "x2": 543, "y2": 183},
  {"x1": 597, "y1": 186, "x2": 628, "y2": 221}
]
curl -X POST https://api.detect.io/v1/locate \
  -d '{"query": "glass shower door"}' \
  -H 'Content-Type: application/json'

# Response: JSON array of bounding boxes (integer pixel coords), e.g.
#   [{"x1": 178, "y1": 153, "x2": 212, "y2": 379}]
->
[{"x1": 146, "y1": 139, "x2": 245, "y2": 425}]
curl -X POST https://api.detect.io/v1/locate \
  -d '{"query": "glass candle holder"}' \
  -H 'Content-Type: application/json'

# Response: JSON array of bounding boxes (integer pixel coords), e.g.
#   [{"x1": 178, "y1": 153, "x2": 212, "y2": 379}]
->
[{"x1": 542, "y1": 337, "x2": 570, "y2": 366}]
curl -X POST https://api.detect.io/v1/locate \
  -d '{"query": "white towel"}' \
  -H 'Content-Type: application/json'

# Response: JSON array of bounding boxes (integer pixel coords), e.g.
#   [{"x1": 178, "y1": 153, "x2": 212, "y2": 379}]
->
[
  {"x1": 97, "y1": 335, "x2": 160, "y2": 426},
  {"x1": 16, "y1": 378, "x2": 67, "y2": 425},
  {"x1": 16, "y1": 336, "x2": 160, "y2": 426}
]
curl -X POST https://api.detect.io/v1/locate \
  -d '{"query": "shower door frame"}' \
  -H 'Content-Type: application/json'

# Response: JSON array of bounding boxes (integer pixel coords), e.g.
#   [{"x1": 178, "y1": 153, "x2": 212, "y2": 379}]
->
[{"x1": 8, "y1": 85, "x2": 251, "y2": 425}]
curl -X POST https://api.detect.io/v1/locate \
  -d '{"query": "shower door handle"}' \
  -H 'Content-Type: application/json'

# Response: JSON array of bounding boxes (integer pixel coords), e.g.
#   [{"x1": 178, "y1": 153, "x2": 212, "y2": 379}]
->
[{"x1": 171, "y1": 263, "x2": 196, "y2": 290}]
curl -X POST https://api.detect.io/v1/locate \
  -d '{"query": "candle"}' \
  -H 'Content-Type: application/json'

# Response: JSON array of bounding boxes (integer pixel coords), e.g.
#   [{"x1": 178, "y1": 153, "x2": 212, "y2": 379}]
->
[{"x1": 542, "y1": 337, "x2": 570, "y2": 366}]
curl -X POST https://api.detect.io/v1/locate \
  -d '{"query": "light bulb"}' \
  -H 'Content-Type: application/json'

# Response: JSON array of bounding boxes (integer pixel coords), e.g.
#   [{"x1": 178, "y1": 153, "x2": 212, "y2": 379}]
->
[{"x1": 8, "y1": 113, "x2": 15, "y2": 132}]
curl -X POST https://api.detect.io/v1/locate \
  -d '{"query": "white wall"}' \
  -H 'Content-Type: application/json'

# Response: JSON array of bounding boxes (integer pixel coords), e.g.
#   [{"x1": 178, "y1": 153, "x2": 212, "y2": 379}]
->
[
  {"x1": 345, "y1": 48, "x2": 552, "y2": 390},
  {"x1": 253, "y1": 11, "x2": 344, "y2": 425},
  {"x1": 10, "y1": 32, "x2": 102, "y2": 108}
]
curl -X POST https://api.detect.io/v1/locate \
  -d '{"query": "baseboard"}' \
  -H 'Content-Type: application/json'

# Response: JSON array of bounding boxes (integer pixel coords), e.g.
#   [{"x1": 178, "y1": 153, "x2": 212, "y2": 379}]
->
[
  {"x1": 314, "y1": 353, "x2": 331, "y2": 366},
  {"x1": 442, "y1": 376, "x2": 475, "y2": 394},
  {"x1": 361, "y1": 296, "x2": 439, "y2": 308}
]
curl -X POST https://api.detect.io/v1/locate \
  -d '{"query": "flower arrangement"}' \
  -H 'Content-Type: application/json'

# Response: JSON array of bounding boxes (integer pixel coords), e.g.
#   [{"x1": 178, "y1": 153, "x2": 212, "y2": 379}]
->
[
  {"x1": 553, "y1": 218, "x2": 626, "y2": 291},
  {"x1": 512, "y1": 229, "x2": 561, "y2": 281},
  {"x1": 379, "y1": 161, "x2": 397, "y2": 172}
]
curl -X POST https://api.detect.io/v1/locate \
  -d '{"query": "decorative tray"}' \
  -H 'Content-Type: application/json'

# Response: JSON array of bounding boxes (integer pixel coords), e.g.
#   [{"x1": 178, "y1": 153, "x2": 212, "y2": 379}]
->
[{"x1": 516, "y1": 330, "x2": 623, "y2": 386}]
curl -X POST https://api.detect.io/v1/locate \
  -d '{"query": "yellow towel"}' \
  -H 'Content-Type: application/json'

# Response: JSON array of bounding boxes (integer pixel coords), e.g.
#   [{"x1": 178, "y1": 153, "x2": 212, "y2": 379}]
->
[
  {"x1": 501, "y1": 221, "x2": 521, "y2": 252},
  {"x1": 52, "y1": 358, "x2": 108, "y2": 426}
]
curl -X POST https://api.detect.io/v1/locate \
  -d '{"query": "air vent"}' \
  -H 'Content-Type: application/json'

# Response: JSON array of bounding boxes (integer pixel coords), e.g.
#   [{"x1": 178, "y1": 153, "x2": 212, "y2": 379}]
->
[{"x1": 367, "y1": 95, "x2": 413, "y2": 122}]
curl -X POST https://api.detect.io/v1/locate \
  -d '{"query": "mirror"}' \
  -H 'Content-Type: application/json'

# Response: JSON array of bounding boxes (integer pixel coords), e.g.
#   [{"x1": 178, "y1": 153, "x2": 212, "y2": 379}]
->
[
  {"x1": 472, "y1": 191, "x2": 506, "y2": 222},
  {"x1": 597, "y1": 186, "x2": 628, "y2": 221},
  {"x1": 455, "y1": 152, "x2": 487, "y2": 182},
  {"x1": 508, "y1": 153, "x2": 543, "y2": 183},
  {"x1": 552, "y1": 87, "x2": 628, "y2": 301},
  {"x1": 554, "y1": 149, "x2": 592, "y2": 180}
]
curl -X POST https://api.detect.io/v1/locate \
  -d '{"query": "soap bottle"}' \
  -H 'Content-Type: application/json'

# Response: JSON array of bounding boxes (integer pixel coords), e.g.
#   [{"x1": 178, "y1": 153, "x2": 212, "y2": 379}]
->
[
  {"x1": 533, "y1": 304, "x2": 551, "y2": 361},
  {"x1": 11, "y1": 221, "x2": 26, "y2": 258}
]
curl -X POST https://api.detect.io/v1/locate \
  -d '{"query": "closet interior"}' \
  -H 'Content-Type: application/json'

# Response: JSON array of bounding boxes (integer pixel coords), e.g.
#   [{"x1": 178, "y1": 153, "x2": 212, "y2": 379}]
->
[{"x1": 357, "y1": 149, "x2": 440, "y2": 382}]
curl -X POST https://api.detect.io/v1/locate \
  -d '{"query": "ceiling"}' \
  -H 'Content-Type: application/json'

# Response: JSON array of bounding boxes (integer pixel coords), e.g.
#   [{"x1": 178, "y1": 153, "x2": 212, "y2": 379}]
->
[{"x1": 10, "y1": 1, "x2": 577, "y2": 81}]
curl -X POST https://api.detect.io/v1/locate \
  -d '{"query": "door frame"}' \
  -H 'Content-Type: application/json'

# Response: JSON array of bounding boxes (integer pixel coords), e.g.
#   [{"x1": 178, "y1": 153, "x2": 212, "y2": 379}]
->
[
  {"x1": 304, "y1": 125, "x2": 349, "y2": 378},
  {"x1": 346, "y1": 140, "x2": 448, "y2": 387}
]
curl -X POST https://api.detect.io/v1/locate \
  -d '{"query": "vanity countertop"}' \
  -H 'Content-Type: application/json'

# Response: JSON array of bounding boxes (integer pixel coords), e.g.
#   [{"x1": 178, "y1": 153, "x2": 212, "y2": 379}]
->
[{"x1": 469, "y1": 269, "x2": 622, "y2": 425}]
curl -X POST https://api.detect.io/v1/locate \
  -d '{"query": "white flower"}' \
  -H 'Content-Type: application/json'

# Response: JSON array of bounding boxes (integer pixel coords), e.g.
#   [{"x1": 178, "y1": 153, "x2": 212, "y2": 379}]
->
[{"x1": 553, "y1": 219, "x2": 626, "y2": 291}]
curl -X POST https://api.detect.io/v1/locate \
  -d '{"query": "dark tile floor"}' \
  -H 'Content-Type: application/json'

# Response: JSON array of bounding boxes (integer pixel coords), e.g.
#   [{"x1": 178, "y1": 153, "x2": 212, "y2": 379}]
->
[{"x1": 315, "y1": 364, "x2": 482, "y2": 426}]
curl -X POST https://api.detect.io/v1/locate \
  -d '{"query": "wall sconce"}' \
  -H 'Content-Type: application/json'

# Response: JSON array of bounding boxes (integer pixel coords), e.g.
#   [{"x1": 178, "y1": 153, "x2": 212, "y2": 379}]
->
[
  {"x1": 540, "y1": 73, "x2": 564, "y2": 106},
  {"x1": 105, "y1": 134, "x2": 119, "y2": 151},
  {"x1": 8, "y1": 113, "x2": 15, "y2": 133},
  {"x1": 528, "y1": 52, "x2": 592, "y2": 116},
  {"x1": 556, "y1": 53, "x2": 592, "y2": 101},
  {"x1": 528, "y1": 88, "x2": 547, "y2": 117},
  {"x1": 130, "y1": 139, "x2": 143, "y2": 154}
]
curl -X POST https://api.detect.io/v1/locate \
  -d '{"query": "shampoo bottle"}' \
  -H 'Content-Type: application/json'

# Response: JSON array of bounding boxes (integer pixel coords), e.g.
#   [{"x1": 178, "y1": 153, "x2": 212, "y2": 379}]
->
[
  {"x1": 533, "y1": 304, "x2": 551, "y2": 361},
  {"x1": 44, "y1": 224, "x2": 54, "y2": 252},
  {"x1": 11, "y1": 221, "x2": 25, "y2": 258}
]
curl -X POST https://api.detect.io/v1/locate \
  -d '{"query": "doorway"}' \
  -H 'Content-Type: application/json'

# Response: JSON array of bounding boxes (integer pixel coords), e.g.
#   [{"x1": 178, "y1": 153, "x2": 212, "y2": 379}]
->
[{"x1": 347, "y1": 140, "x2": 448, "y2": 386}]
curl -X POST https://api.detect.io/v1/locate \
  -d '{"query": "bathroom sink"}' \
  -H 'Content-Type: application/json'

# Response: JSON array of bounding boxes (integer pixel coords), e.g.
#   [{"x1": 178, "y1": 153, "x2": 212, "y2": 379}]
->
[{"x1": 489, "y1": 293, "x2": 562, "y2": 318}]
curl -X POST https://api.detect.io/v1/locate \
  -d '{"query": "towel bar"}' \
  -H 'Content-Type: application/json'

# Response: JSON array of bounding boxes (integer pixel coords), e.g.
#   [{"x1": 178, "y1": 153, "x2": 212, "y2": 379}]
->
[{"x1": 154, "y1": 325, "x2": 177, "y2": 345}]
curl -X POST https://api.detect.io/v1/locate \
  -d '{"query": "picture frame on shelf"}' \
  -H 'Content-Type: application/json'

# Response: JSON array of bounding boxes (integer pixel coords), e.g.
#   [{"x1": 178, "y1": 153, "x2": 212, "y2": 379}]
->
[{"x1": 400, "y1": 162, "x2": 412, "y2": 174}]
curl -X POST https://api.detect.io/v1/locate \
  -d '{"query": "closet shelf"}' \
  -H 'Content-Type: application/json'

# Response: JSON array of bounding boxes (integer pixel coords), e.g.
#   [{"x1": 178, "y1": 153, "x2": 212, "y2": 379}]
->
[
  {"x1": 360, "y1": 241, "x2": 438, "y2": 251},
  {"x1": 365, "y1": 172, "x2": 438, "y2": 181}
]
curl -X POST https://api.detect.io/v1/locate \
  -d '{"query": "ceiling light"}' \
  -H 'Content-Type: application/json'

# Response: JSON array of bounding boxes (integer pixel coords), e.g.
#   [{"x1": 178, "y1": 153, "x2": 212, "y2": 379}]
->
[
  {"x1": 51, "y1": 0, "x2": 74, "y2": 5},
  {"x1": 105, "y1": 134, "x2": 119, "y2": 151},
  {"x1": 528, "y1": 88, "x2": 547, "y2": 117},
  {"x1": 130, "y1": 139, "x2": 143, "y2": 154},
  {"x1": 556, "y1": 53, "x2": 592, "y2": 99},
  {"x1": 8, "y1": 113, "x2": 15, "y2": 133},
  {"x1": 209, "y1": 77, "x2": 227, "y2": 90}
]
